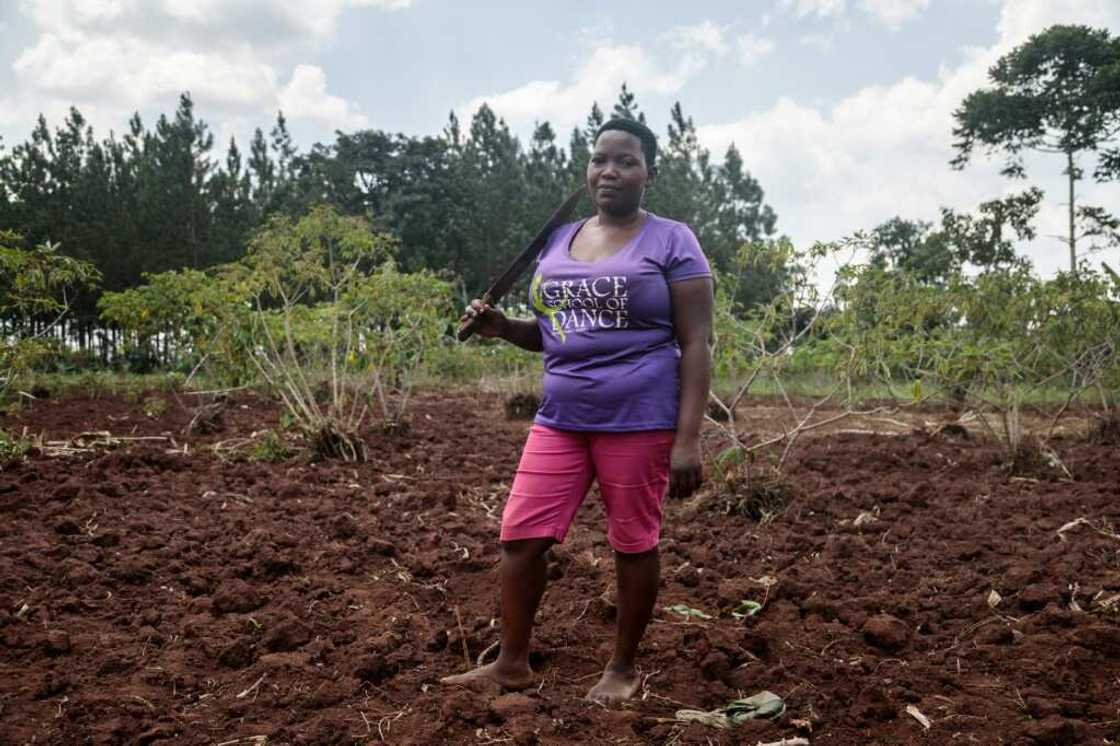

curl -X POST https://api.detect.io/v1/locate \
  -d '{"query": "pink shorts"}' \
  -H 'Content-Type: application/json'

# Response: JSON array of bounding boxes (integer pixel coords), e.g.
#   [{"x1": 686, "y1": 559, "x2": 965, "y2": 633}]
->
[{"x1": 500, "y1": 424, "x2": 675, "y2": 554}]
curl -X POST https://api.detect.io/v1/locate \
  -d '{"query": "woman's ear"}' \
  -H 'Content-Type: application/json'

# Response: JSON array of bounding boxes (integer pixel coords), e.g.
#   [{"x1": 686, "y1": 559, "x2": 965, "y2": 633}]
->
[{"x1": 646, "y1": 165, "x2": 658, "y2": 186}]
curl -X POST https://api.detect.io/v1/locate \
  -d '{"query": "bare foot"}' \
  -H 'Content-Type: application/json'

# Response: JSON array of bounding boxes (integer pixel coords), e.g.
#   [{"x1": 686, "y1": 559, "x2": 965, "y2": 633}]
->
[
  {"x1": 586, "y1": 665, "x2": 640, "y2": 704},
  {"x1": 440, "y1": 661, "x2": 535, "y2": 691}
]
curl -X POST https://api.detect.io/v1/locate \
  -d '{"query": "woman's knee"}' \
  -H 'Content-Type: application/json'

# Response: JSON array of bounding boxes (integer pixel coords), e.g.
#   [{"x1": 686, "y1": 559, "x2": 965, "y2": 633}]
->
[{"x1": 500, "y1": 537, "x2": 555, "y2": 561}]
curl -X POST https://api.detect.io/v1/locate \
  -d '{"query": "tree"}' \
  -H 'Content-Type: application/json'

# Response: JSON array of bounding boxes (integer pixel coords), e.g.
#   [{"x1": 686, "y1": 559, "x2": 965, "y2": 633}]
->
[
  {"x1": 710, "y1": 143, "x2": 778, "y2": 264},
  {"x1": 939, "y1": 188, "x2": 1043, "y2": 271},
  {"x1": 611, "y1": 83, "x2": 647, "y2": 123},
  {"x1": 649, "y1": 102, "x2": 781, "y2": 308},
  {"x1": 866, "y1": 189, "x2": 1042, "y2": 286},
  {"x1": 150, "y1": 93, "x2": 215, "y2": 270},
  {"x1": 526, "y1": 121, "x2": 570, "y2": 215},
  {"x1": 457, "y1": 105, "x2": 528, "y2": 290},
  {"x1": 952, "y1": 24, "x2": 1120, "y2": 272},
  {"x1": 209, "y1": 137, "x2": 254, "y2": 265}
]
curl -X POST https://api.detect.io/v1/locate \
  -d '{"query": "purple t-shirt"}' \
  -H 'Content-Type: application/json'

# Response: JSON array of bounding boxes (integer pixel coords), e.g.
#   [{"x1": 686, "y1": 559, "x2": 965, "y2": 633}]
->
[{"x1": 529, "y1": 212, "x2": 711, "y2": 431}]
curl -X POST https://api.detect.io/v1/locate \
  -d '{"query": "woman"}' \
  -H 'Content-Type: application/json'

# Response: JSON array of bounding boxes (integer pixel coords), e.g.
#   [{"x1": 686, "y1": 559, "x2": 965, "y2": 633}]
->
[{"x1": 443, "y1": 117, "x2": 714, "y2": 704}]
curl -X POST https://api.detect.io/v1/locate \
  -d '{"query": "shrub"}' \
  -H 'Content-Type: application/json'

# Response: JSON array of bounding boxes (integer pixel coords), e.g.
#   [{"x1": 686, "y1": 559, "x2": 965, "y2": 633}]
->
[
  {"x1": 1, "y1": 231, "x2": 100, "y2": 400},
  {"x1": 241, "y1": 205, "x2": 451, "y2": 461}
]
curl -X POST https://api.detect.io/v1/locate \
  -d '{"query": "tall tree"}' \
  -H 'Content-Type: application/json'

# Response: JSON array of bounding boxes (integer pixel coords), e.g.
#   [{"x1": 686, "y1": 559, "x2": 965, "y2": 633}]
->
[
  {"x1": 867, "y1": 189, "x2": 1043, "y2": 286},
  {"x1": 650, "y1": 103, "x2": 780, "y2": 307},
  {"x1": 709, "y1": 143, "x2": 778, "y2": 266},
  {"x1": 458, "y1": 105, "x2": 528, "y2": 289},
  {"x1": 951, "y1": 24, "x2": 1120, "y2": 272},
  {"x1": 148, "y1": 93, "x2": 215, "y2": 269},
  {"x1": 611, "y1": 83, "x2": 647, "y2": 124},
  {"x1": 583, "y1": 102, "x2": 605, "y2": 143},
  {"x1": 527, "y1": 121, "x2": 569, "y2": 206},
  {"x1": 209, "y1": 137, "x2": 254, "y2": 264}
]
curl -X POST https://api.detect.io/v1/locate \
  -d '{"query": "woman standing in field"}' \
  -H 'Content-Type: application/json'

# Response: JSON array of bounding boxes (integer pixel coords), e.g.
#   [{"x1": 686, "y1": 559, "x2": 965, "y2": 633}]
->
[{"x1": 442, "y1": 118, "x2": 714, "y2": 703}]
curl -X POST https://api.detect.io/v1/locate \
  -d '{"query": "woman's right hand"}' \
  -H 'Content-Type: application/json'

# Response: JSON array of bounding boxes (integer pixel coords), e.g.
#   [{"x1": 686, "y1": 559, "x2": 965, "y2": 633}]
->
[{"x1": 461, "y1": 299, "x2": 510, "y2": 339}]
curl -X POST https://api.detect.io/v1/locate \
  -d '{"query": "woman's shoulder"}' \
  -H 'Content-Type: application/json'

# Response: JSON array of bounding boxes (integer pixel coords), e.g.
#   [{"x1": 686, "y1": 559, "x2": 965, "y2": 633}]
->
[
  {"x1": 549, "y1": 218, "x2": 587, "y2": 242},
  {"x1": 540, "y1": 219, "x2": 585, "y2": 257},
  {"x1": 641, "y1": 213, "x2": 701, "y2": 247}
]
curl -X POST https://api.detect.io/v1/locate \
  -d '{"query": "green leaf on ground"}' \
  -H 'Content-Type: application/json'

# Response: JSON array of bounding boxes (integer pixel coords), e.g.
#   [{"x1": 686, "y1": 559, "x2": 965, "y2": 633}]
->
[
  {"x1": 664, "y1": 603, "x2": 713, "y2": 620},
  {"x1": 675, "y1": 691, "x2": 786, "y2": 729},
  {"x1": 731, "y1": 600, "x2": 763, "y2": 619}
]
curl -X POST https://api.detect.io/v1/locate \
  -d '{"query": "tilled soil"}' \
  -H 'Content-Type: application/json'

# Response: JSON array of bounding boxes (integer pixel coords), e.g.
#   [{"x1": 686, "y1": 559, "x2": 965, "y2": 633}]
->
[{"x1": 1, "y1": 389, "x2": 1118, "y2": 745}]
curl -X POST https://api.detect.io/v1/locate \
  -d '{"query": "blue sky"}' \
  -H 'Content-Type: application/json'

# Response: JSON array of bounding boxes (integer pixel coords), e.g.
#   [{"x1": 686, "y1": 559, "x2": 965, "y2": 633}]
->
[
  {"x1": 1, "y1": 0, "x2": 1118, "y2": 275},
  {"x1": 318, "y1": 0, "x2": 1000, "y2": 137}
]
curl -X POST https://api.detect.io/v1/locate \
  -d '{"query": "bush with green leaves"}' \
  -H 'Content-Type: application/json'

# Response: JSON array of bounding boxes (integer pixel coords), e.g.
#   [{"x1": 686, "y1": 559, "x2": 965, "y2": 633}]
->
[
  {"x1": 707, "y1": 238, "x2": 872, "y2": 502},
  {"x1": 241, "y1": 205, "x2": 452, "y2": 460},
  {"x1": 1, "y1": 231, "x2": 101, "y2": 399},
  {"x1": 98, "y1": 267, "x2": 255, "y2": 384},
  {"x1": 828, "y1": 260, "x2": 1120, "y2": 464}
]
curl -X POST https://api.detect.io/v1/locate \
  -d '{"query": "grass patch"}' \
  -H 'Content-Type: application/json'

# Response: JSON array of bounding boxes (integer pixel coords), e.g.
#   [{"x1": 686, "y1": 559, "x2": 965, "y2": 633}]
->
[{"x1": 0, "y1": 428, "x2": 31, "y2": 462}]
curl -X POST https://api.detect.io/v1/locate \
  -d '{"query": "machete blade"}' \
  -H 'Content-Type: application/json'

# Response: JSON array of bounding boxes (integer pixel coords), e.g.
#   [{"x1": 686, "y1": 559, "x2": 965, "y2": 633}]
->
[{"x1": 457, "y1": 188, "x2": 584, "y2": 342}]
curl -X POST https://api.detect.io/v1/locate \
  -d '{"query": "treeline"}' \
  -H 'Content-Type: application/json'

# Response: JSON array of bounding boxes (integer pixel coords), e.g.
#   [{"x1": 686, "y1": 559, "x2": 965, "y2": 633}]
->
[{"x1": 0, "y1": 85, "x2": 779, "y2": 330}]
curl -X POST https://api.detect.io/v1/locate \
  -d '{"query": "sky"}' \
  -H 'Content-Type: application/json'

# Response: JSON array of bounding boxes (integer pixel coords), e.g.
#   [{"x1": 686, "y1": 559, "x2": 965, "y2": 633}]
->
[{"x1": 1, "y1": 0, "x2": 1118, "y2": 278}]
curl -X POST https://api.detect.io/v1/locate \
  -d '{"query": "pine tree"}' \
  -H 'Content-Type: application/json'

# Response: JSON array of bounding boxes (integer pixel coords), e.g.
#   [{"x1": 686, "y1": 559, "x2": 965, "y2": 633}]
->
[{"x1": 611, "y1": 83, "x2": 647, "y2": 123}]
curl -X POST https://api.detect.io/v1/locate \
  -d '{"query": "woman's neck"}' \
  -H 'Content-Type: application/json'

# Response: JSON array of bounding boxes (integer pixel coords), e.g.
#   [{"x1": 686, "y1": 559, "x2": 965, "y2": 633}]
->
[{"x1": 595, "y1": 208, "x2": 646, "y2": 230}]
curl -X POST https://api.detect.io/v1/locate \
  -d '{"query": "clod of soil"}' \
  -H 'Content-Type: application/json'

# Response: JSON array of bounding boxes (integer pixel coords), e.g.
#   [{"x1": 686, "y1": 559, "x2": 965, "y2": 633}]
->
[
  {"x1": 1072, "y1": 626, "x2": 1120, "y2": 658},
  {"x1": 1018, "y1": 584, "x2": 1059, "y2": 612},
  {"x1": 489, "y1": 692, "x2": 538, "y2": 722},
  {"x1": 43, "y1": 631, "x2": 71, "y2": 656},
  {"x1": 331, "y1": 513, "x2": 360, "y2": 540},
  {"x1": 503, "y1": 393, "x2": 540, "y2": 420},
  {"x1": 1023, "y1": 716, "x2": 1089, "y2": 745},
  {"x1": 974, "y1": 624, "x2": 1014, "y2": 646},
  {"x1": 262, "y1": 617, "x2": 312, "y2": 652},
  {"x1": 861, "y1": 614, "x2": 910, "y2": 651},
  {"x1": 211, "y1": 580, "x2": 263, "y2": 614},
  {"x1": 352, "y1": 654, "x2": 398, "y2": 684},
  {"x1": 53, "y1": 518, "x2": 80, "y2": 535},
  {"x1": 216, "y1": 637, "x2": 256, "y2": 668},
  {"x1": 1088, "y1": 412, "x2": 1120, "y2": 445}
]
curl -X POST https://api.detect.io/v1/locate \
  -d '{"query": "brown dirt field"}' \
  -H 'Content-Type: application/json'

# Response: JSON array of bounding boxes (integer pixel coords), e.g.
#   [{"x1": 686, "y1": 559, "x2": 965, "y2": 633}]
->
[{"x1": 1, "y1": 389, "x2": 1118, "y2": 745}]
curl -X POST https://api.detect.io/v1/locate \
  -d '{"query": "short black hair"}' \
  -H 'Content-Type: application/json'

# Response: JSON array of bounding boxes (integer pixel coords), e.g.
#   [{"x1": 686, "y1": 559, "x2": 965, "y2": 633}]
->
[{"x1": 594, "y1": 118, "x2": 658, "y2": 169}]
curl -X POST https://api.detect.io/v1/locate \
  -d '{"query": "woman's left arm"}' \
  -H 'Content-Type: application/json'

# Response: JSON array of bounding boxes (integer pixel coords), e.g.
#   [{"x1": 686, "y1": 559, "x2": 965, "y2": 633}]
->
[{"x1": 669, "y1": 276, "x2": 714, "y2": 499}]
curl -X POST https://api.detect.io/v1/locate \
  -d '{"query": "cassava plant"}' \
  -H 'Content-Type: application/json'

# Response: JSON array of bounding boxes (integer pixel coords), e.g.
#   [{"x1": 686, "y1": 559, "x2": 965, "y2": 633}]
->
[
  {"x1": 237, "y1": 205, "x2": 450, "y2": 461},
  {"x1": 98, "y1": 267, "x2": 254, "y2": 381},
  {"x1": 0, "y1": 231, "x2": 100, "y2": 401},
  {"x1": 706, "y1": 237, "x2": 886, "y2": 513},
  {"x1": 830, "y1": 260, "x2": 1120, "y2": 472}
]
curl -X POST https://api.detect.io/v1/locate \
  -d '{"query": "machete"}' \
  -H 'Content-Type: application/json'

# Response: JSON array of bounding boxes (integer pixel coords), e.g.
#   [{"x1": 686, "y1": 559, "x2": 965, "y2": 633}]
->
[{"x1": 457, "y1": 187, "x2": 584, "y2": 342}]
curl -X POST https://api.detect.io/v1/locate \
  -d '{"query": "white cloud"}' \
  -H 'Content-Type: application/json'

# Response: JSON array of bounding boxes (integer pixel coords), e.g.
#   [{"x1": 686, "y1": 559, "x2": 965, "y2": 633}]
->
[
  {"x1": 780, "y1": 0, "x2": 930, "y2": 28},
  {"x1": 5, "y1": 0, "x2": 410, "y2": 143},
  {"x1": 779, "y1": 0, "x2": 847, "y2": 20},
  {"x1": 701, "y1": 0, "x2": 1120, "y2": 276},
  {"x1": 279, "y1": 64, "x2": 368, "y2": 130},
  {"x1": 858, "y1": 0, "x2": 930, "y2": 29},
  {"x1": 737, "y1": 33, "x2": 776, "y2": 66},
  {"x1": 799, "y1": 32, "x2": 835, "y2": 52},
  {"x1": 14, "y1": 34, "x2": 278, "y2": 107},
  {"x1": 663, "y1": 20, "x2": 729, "y2": 57},
  {"x1": 461, "y1": 27, "x2": 727, "y2": 133}
]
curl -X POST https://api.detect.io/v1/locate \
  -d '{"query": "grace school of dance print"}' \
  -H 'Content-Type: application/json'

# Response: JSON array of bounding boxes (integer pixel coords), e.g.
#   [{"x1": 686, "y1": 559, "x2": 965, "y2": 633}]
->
[{"x1": 532, "y1": 273, "x2": 631, "y2": 339}]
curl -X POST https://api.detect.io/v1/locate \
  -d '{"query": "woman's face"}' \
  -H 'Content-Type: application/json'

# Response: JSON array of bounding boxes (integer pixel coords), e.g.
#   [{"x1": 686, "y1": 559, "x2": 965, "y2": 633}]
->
[{"x1": 587, "y1": 130, "x2": 652, "y2": 218}]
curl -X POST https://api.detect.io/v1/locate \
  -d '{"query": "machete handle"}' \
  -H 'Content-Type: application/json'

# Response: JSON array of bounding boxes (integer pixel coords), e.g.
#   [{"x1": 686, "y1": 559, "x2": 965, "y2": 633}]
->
[
  {"x1": 456, "y1": 314, "x2": 482, "y2": 342},
  {"x1": 456, "y1": 293, "x2": 493, "y2": 342}
]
